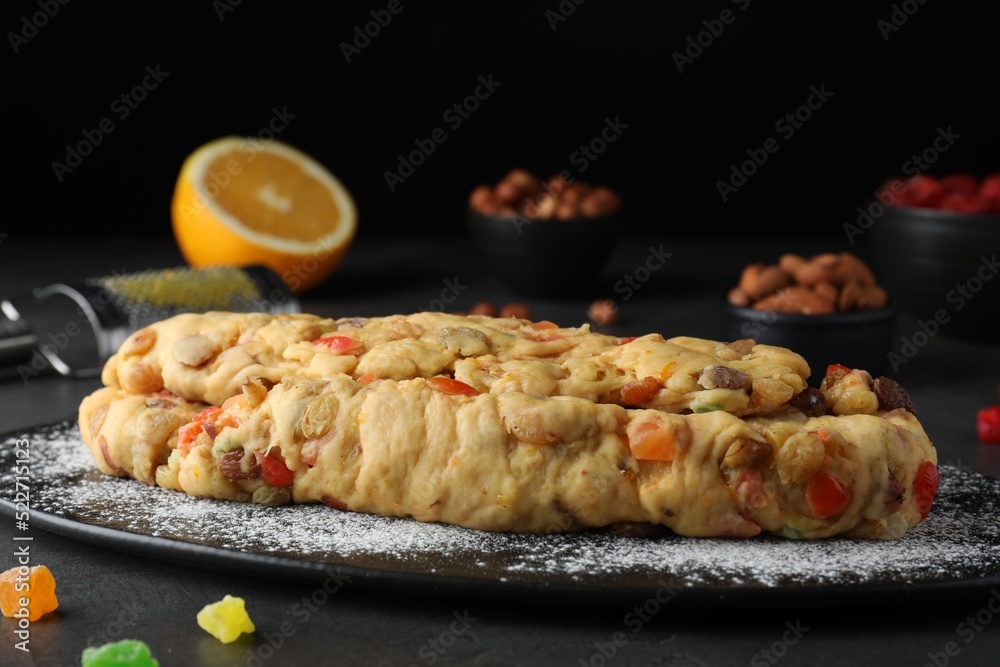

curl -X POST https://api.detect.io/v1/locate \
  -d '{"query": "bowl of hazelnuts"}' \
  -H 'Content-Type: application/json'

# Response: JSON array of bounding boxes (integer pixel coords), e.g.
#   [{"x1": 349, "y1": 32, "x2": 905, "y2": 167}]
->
[
  {"x1": 722, "y1": 251, "x2": 898, "y2": 379},
  {"x1": 466, "y1": 169, "x2": 623, "y2": 297}
]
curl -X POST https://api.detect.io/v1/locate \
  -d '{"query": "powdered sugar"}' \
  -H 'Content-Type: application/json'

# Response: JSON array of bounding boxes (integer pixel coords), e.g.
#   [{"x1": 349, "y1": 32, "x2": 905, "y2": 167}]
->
[{"x1": 3, "y1": 420, "x2": 999, "y2": 594}]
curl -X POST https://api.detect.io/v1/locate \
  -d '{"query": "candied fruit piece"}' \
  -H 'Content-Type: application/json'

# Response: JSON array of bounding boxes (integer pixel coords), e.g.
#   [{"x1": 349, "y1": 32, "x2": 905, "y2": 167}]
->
[
  {"x1": 978, "y1": 405, "x2": 1000, "y2": 444},
  {"x1": 197, "y1": 594, "x2": 255, "y2": 644},
  {"x1": 979, "y1": 173, "x2": 1000, "y2": 212},
  {"x1": 979, "y1": 173, "x2": 1000, "y2": 199},
  {"x1": 939, "y1": 191, "x2": 993, "y2": 215},
  {"x1": 81, "y1": 639, "x2": 160, "y2": 667},
  {"x1": 903, "y1": 174, "x2": 945, "y2": 208},
  {"x1": 0, "y1": 564, "x2": 59, "y2": 621},
  {"x1": 940, "y1": 173, "x2": 978, "y2": 195}
]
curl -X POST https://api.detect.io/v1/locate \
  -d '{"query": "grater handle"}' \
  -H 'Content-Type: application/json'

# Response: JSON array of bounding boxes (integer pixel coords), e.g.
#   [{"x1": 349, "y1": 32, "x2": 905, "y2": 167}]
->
[
  {"x1": 0, "y1": 300, "x2": 38, "y2": 368},
  {"x1": 6, "y1": 265, "x2": 300, "y2": 380}
]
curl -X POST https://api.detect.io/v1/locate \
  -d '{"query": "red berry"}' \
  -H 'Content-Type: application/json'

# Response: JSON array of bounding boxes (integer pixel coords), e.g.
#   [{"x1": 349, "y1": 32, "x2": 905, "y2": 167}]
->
[
  {"x1": 806, "y1": 471, "x2": 852, "y2": 519},
  {"x1": 259, "y1": 450, "x2": 295, "y2": 486},
  {"x1": 940, "y1": 173, "x2": 978, "y2": 195},
  {"x1": 877, "y1": 177, "x2": 910, "y2": 206},
  {"x1": 912, "y1": 461, "x2": 939, "y2": 522},
  {"x1": 978, "y1": 174, "x2": 1000, "y2": 211},
  {"x1": 901, "y1": 175, "x2": 945, "y2": 209},
  {"x1": 427, "y1": 377, "x2": 481, "y2": 396},
  {"x1": 939, "y1": 192, "x2": 992, "y2": 215},
  {"x1": 314, "y1": 335, "x2": 364, "y2": 354},
  {"x1": 977, "y1": 405, "x2": 1000, "y2": 444}
]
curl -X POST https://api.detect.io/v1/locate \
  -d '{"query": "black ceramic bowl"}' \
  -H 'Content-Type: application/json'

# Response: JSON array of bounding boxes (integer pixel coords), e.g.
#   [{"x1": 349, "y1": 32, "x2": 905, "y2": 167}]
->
[
  {"x1": 722, "y1": 300, "x2": 899, "y2": 381},
  {"x1": 870, "y1": 205, "x2": 1000, "y2": 343},
  {"x1": 466, "y1": 209, "x2": 621, "y2": 298}
]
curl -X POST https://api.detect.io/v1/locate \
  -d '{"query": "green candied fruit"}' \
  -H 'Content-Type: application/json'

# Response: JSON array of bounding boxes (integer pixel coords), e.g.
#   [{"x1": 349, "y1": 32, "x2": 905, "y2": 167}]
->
[
  {"x1": 81, "y1": 639, "x2": 159, "y2": 666},
  {"x1": 694, "y1": 402, "x2": 724, "y2": 414},
  {"x1": 782, "y1": 526, "x2": 804, "y2": 540},
  {"x1": 212, "y1": 437, "x2": 242, "y2": 453}
]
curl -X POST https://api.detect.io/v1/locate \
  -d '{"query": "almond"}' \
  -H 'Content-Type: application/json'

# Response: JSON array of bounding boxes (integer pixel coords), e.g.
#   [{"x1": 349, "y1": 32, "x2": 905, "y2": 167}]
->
[
  {"x1": 794, "y1": 260, "x2": 833, "y2": 287},
  {"x1": 834, "y1": 252, "x2": 878, "y2": 287},
  {"x1": 813, "y1": 280, "x2": 839, "y2": 303},
  {"x1": 778, "y1": 253, "x2": 808, "y2": 274},
  {"x1": 747, "y1": 266, "x2": 793, "y2": 300},
  {"x1": 738, "y1": 263, "x2": 765, "y2": 295},
  {"x1": 727, "y1": 286, "x2": 752, "y2": 307},
  {"x1": 855, "y1": 285, "x2": 889, "y2": 310},
  {"x1": 813, "y1": 252, "x2": 842, "y2": 268},
  {"x1": 838, "y1": 280, "x2": 863, "y2": 311},
  {"x1": 772, "y1": 286, "x2": 835, "y2": 315}
]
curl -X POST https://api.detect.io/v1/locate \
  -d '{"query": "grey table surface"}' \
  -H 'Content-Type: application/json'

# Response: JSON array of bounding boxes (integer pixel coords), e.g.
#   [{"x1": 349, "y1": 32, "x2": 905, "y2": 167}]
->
[{"x1": 1, "y1": 229, "x2": 998, "y2": 667}]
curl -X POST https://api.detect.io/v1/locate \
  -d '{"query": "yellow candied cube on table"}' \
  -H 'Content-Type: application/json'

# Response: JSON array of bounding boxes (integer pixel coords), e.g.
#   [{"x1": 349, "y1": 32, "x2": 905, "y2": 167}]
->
[{"x1": 196, "y1": 594, "x2": 255, "y2": 643}]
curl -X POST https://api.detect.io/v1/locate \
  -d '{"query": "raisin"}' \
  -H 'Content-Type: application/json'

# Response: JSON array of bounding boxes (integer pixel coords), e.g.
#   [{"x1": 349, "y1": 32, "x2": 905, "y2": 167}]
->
[
  {"x1": 322, "y1": 496, "x2": 349, "y2": 511},
  {"x1": 607, "y1": 522, "x2": 666, "y2": 538},
  {"x1": 873, "y1": 376, "x2": 915, "y2": 414},
  {"x1": 218, "y1": 449, "x2": 259, "y2": 481},
  {"x1": 884, "y1": 471, "x2": 905, "y2": 510},
  {"x1": 619, "y1": 376, "x2": 664, "y2": 406},
  {"x1": 698, "y1": 365, "x2": 751, "y2": 391},
  {"x1": 790, "y1": 388, "x2": 826, "y2": 416}
]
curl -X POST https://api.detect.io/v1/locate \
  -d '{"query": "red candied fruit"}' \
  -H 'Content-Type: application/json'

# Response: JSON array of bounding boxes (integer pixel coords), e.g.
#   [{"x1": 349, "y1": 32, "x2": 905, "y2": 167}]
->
[
  {"x1": 978, "y1": 405, "x2": 1000, "y2": 444},
  {"x1": 902, "y1": 174, "x2": 946, "y2": 208},
  {"x1": 938, "y1": 191, "x2": 994, "y2": 215},
  {"x1": 979, "y1": 173, "x2": 1000, "y2": 213},
  {"x1": 913, "y1": 461, "x2": 940, "y2": 522},
  {"x1": 939, "y1": 173, "x2": 978, "y2": 195},
  {"x1": 258, "y1": 450, "x2": 295, "y2": 487},
  {"x1": 886, "y1": 173, "x2": 1000, "y2": 214}
]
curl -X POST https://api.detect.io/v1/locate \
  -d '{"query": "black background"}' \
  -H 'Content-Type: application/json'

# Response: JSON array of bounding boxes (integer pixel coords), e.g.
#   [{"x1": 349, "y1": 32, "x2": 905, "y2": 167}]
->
[{"x1": 4, "y1": 2, "x2": 996, "y2": 245}]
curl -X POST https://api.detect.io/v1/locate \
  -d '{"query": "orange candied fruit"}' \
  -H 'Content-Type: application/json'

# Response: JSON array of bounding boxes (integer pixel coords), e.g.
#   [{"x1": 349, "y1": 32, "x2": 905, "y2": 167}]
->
[{"x1": 0, "y1": 564, "x2": 59, "y2": 621}]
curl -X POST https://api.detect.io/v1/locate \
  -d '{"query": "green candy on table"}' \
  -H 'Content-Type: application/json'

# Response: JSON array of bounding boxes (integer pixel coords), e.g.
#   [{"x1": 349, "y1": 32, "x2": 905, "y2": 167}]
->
[{"x1": 81, "y1": 639, "x2": 160, "y2": 666}]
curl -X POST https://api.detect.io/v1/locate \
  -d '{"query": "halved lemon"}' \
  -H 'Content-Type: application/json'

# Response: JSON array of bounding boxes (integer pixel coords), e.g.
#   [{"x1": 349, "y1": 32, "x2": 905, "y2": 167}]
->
[{"x1": 171, "y1": 136, "x2": 357, "y2": 294}]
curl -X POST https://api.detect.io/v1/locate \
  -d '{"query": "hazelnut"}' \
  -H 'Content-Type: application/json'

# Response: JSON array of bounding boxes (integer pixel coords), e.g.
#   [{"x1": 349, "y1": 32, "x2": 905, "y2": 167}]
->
[
  {"x1": 555, "y1": 202, "x2": 578, "y2": 220},
  {"x1": 587, "y1": 299, "x2": 619, "y2": 326},
  {"x1": 500, "y1": 303, "x2": 532, "y2": 319},
  {"x1": 471, "y1": 170, "x2": 620, "y2": 221},
  {"x1": 578, "y1": 192, "x2": 605, "y2": 217},
  {"x1": 561, "y1": 184, "x2": 586, "y2": 204},
  {"x1": 534, "y1": 193, "x2": 558, "y2": 219},
  {"x1": 470, "y1": 301, "x2": 498, "y2": 317},
  {"x1": 494, "y1": 179, "x2": 524, "y2": 206},
  {"x1": 587, "y1": 187, "x2": 621, "y2": 216}
]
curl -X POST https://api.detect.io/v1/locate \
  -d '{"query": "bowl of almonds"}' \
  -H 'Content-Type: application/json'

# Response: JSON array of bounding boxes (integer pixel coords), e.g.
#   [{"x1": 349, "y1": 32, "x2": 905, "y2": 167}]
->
[{"x1": 722, "y1": 251, "x2": 898, "y2": 379}]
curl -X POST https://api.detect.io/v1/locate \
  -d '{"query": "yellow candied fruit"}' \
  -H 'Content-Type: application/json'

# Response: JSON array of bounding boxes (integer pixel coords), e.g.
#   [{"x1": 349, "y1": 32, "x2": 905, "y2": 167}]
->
[
  {"x1": 0, "y1": 565, "x2": 59, "y2": 621},
  {"x1": 197, "y1": 594, "x2": 255, "y2": 644}
]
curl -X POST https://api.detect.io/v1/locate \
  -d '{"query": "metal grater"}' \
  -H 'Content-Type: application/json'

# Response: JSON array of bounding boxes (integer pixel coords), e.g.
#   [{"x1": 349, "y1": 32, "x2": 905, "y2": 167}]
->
[
  {"x1": 5, "y1": 265, "x2": 299, "y2": 379},
  {"x1": 0, "y1": 300, "x2": 37, "y2": 368}
]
